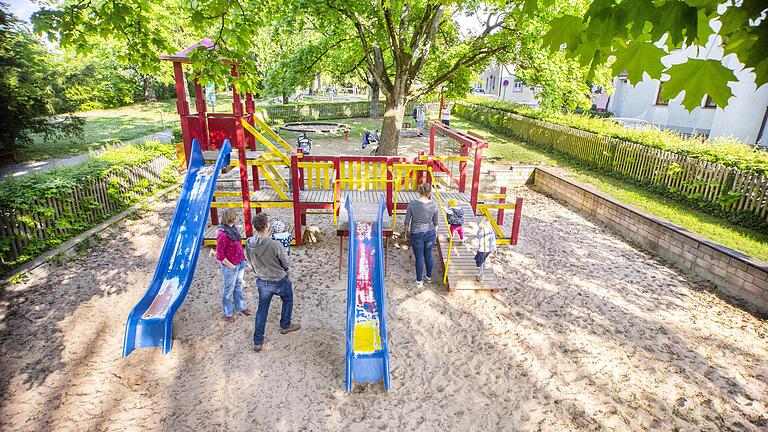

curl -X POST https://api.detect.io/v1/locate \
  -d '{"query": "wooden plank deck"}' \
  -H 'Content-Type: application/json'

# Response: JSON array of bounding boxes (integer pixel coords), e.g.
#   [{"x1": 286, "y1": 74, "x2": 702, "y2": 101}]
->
[
  {"x1": 434, "y1": 203, "x2": 500, "y2": 292},
  {"x1": 203, "y1": 150, "x2": 264, "y2": 161}
]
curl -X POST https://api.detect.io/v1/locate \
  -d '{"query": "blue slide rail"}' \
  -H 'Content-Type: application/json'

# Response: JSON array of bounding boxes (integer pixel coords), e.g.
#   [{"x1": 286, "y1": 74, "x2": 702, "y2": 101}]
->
[
  {"x1": 122, "y1": 138, "x2": 231, "y2": 356},
  {"x1": 344, "y1": 195, "x2": 391, "y2": 392}
]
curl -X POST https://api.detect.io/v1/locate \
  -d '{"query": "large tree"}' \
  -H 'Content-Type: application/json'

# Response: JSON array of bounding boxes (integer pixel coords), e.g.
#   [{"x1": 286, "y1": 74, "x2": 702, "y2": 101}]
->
[
  {"x1": 0, "y1": 4, "x2": 83, "y2": 157},
  {"x1": 32, "y1": 0, "x2": 768, "y2": 153}
]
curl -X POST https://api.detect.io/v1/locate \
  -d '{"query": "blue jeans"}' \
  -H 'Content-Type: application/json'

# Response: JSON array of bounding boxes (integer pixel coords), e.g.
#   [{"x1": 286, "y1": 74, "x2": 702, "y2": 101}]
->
[
  {"x1": 221, "y1": 261, "x2": 247, "y2": 317},
  {"x1": 253, "y1": 276, "x2": 294, "y2": 345},
  {"x1": 410, "y1": 230, "x2": 436, "y2": 282}
]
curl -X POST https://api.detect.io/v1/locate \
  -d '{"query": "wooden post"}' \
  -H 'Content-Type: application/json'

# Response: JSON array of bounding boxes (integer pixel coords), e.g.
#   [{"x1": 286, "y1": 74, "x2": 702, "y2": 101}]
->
[
  {"x1": 471, "y1": 143, "x2": 484, "y2": 213},
  {"x1": 192, "y1": 75, "x2": 210, "y2": 150},
  {"x1": 172, "y1": 62, "x2": 191, "y2": 165},
  {"x1": 385, "y1": 158, "x2": 393, "y2": 214},
  {"x1": 511, "y1": 197, "x2": 523, "y2": 245},
  {"x1": 231, "y1": 66, "x2": 252, "y2": 237},
  {"x1": 497, "y1": 186, "x2": 506, "y2": 226},
  {"x1": 429, "y1": 124, "x2": 436, "y2": 156},
  {"x1": 291, "y1": 154, "x2": 302, "y2": 245}
]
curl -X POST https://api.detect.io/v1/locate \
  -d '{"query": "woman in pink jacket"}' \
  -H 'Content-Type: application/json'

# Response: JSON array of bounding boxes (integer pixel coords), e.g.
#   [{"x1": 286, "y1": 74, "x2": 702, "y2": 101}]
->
[{"x1": 215, "y1": 208, "x2": 252, "y2": 322}]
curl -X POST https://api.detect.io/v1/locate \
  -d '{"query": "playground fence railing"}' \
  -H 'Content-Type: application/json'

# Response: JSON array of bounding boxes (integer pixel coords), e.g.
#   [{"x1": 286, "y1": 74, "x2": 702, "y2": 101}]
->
[
  {"x1": 258, "y1": 100, "x2": 440, "y2": 124},
  {"x1": 0, "y1": 156, "x2": 177, "y2": 268},
  {"x1": 453, "y1": 102, "x2": 768, "y2": 228}
]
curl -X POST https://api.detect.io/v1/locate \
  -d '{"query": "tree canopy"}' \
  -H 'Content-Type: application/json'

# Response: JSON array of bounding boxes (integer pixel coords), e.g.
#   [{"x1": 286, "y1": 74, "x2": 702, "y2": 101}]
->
[
  {"x1": 531, "y1": 0, "x2": 768, "y2": 110},
  {"x1": 0, "y1": 4, "x2": 84, "y2": 154},
  {"x1": 29, "y1": 0, "x2": 768, "y2": 153}
]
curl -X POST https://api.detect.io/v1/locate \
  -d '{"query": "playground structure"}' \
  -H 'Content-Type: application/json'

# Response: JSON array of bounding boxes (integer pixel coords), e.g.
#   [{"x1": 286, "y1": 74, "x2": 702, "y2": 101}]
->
[
  {"x1": 160, "y1": 39, "x2": 523, "y2": 288},
  {"x1": 122, "y1": 41, "x2": 524, "y2": 362}
]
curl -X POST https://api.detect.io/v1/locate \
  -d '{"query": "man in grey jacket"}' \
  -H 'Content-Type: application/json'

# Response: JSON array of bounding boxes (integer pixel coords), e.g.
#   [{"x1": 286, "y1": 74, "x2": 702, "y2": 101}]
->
[{"x1": 245, "y1": 213, "x2": 300, "y2": 352}]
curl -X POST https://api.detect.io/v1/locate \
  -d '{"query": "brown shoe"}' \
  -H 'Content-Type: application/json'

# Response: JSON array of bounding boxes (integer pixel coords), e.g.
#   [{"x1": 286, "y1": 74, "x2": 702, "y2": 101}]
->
[
  {"x1": 254, "y1": 344, "x2": 263, "y2": 352},
  {"x1": 223, "y1": 316, "x2": 235, "y2": 323},
  {"x1": 280, "y1": 323, "x2": 301, "y2": 334},
  {"x1": 239, "y1": 308, "x2": 253, "y2": 316}
]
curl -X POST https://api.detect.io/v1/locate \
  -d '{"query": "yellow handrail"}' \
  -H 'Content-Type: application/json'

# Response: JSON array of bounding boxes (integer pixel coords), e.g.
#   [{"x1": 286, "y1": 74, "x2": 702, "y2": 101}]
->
[
  {"x1": 241, "y1": 118, "x2": 291, "y2": 164},
  {"x1": 427, "y1": 167, "x2": 455, "y2": 286},
  {"x1": 332, "y1": 177, "x2": 398, "y2": 229}
]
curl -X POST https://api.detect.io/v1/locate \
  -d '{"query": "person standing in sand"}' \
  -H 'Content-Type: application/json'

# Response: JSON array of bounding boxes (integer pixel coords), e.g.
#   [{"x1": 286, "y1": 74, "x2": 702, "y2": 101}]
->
[
  {"x1": 216, "y1": 208, "x2": 252, "y2": 323},
  {"x1": 404, "y1": 182, "x2": 439, "y2": 288},
  {"x1": 245, "y1": 213, "x2": 301, "y2": 352}
]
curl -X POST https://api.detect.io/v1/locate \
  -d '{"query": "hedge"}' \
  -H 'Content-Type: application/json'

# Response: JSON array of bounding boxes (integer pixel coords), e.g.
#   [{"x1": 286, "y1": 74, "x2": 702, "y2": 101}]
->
[
  {"x1": 0, "y1": 141, "x2": 180, "y2": 273},
  {"x1": 453, "y1": 102, "x2": 768, "y2": 232},
  {"x1": 463, "y1": 95, "x2": 768, "y2": 174}
]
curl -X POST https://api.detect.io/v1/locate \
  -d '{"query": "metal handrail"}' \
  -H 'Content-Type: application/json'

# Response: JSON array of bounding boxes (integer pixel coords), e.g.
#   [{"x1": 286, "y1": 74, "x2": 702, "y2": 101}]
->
[{"x1": 427, "y1": 167, "x2": 455, "y2": 286}]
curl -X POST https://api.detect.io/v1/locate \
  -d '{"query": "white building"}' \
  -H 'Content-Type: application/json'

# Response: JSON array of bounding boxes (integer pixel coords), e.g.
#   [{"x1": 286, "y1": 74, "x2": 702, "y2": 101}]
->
[
  {"x1": 476, "y1": 63, "x2": 538, "y2": 106},
  {"x1": 607, "y1": 40, "x2": 768, "y2": 146}
]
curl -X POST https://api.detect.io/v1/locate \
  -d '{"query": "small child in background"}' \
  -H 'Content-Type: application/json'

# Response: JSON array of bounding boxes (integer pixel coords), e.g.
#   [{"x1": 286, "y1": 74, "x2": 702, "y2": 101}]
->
[
  {"x1": 445, "y1": 198, "x2": 465, "y2": 244},
  {"x1": 270, "y1": 220, "x2": 293, "y2": 257},
  {"x1": 475, "y1": 215, "x2": 497, "y2": 282}
]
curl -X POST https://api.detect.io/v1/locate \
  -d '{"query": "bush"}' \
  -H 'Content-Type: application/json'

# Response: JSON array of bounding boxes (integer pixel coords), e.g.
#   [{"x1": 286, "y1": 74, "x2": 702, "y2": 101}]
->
[
  {"x1": 0, "y1": 141, "x2": 179, "y2": 272},
  {"x1": 459, "y1": 96, "x2": 768, "y2": 174}
]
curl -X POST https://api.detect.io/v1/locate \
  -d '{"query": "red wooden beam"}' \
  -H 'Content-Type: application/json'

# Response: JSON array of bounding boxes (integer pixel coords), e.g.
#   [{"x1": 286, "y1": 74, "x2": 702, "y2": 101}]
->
[
  {"x1": 172, "y1": 62, "x2": 191, "y2": 165},
  {"x1": 291, "y1": 154, "x2": 302, "y2": 245},
  {"x1": 231, "y1": 66, "x2": 252, "y2": 237},
  {"x1": 511, "y1": 197, "x2": 523, "y2": 245}
]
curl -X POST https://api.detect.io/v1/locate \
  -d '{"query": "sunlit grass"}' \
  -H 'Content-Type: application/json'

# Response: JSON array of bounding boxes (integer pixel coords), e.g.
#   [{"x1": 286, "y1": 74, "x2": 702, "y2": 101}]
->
[{"x1": 453, "y1": 117, "x2": 768, "y2": 262}]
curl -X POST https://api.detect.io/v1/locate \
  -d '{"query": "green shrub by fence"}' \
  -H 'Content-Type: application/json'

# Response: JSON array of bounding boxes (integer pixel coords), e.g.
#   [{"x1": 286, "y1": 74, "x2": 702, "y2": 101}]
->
[
  {"x1": 463, "y1": 95, "x2": 768, "y2": 174},
  {"x1": 0, "y1": 142, "x2": 180, "y2": 273},
  {"x1": 259, "y1": 100, "x2": 440, "y2": 123},
  {"x1": 454, "y1": 102, "x2": 768, "y2": 231}
]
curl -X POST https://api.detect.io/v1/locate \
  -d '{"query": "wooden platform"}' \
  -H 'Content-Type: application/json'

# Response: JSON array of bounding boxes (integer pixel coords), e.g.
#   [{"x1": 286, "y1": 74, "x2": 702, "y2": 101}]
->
[
  {"x1": 434, "y1": 203, "x2": 500, "y2": 291},
  {"x1": 203, "y1": 150, "x2": 263, "y2": 161},
  {"x1": 245, "y1": 188, "x2": 472, "y2": 205}
]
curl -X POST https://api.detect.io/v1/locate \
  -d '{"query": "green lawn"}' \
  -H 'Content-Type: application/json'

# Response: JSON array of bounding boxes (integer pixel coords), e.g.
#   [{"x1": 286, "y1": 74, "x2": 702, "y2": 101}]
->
[
  {"x1": 451, "y1": 117, "x2": 768, "y2": 262},
  {"x1": 16, "y1": 93, "x2": 371, "y2": 163},
  {"x1": 20, "y1": 99, "x2": 179, "y2": 162}
]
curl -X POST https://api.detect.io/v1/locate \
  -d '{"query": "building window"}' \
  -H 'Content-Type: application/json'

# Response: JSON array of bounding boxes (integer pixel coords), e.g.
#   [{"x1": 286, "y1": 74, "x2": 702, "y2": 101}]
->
[
  {"x1": 655, "y1": 82, "x2": 669, "y2": 106},
  {"x1": 512, "y1": 80, "x2": 524, "y2": 93},
  {"x1": 491, "y1": 75, "x2": 496, "y2": 91},
  {"x1": 703, "y1": 95, "x2": 717, "y2": 108}
]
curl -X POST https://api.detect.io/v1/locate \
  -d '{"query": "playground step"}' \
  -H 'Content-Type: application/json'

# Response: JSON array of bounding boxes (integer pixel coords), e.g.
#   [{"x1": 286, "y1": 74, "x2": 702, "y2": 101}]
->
[{"x1": 435, "y1": 205, "x2": 500, "y2": 292}]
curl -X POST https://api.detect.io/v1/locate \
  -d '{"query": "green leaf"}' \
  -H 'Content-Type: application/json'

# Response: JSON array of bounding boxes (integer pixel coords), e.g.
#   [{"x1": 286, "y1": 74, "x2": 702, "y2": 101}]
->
[
  {"x1": 610, "y1": 41, "x2": 667, "y2": 82},
  {"x1": 542, "y1": 15, "x2": 584, "y2": 51},
  {"x1": 661, "y1": 59, "x2": 737, "y2": 110},
  {"x1": 652, "y1": 1, "x2": 698, "y2": 48}
]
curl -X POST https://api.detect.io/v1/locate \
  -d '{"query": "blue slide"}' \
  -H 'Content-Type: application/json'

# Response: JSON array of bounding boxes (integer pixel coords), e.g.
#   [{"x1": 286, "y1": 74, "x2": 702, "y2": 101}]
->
[
  {"x1": 345, "y1": 195, "x2": 391, "y2": 392},
  {"x1": 122, "y1": 138, "x2": 231, "y2": 356}
]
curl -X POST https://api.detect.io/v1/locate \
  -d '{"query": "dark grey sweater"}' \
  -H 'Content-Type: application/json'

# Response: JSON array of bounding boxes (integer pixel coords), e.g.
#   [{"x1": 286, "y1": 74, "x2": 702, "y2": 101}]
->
[
  {"x1": 404, "y1": 199, "x2": 439, "y2": 233},
  {"x1": 245, "y1": 235, "x2": 289, "y2": 281}
]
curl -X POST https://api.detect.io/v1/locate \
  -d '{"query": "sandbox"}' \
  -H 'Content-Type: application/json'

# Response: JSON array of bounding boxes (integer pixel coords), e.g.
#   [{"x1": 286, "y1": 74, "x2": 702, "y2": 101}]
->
[{"x1": 1, "y1": 185, "x2": 766, "y2": 431}]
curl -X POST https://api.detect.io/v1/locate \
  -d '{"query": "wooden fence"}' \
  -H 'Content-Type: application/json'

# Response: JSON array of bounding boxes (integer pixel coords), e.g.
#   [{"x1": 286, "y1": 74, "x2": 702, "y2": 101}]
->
[
  {"x1": 259, "y1": 100, "x2": 440, "y2": 123},
  {"x1": 1, "y1": 156, "x2": 176, "y2": 265},
  {"x1": 454, "y1": 102, "x2": 768, "y2": 225}
]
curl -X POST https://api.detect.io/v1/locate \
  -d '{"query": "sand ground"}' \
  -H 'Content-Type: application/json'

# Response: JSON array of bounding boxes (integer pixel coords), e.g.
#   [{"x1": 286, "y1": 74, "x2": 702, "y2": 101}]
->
[{"x1": 1, "y1": 184, "x2": 767, "y2": 431}]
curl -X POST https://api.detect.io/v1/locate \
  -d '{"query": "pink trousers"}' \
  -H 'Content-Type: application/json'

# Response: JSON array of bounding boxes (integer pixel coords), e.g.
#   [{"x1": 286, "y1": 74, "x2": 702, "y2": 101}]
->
[{"x1": 449, "y1": 225, "x2": 464, "y2": 240}]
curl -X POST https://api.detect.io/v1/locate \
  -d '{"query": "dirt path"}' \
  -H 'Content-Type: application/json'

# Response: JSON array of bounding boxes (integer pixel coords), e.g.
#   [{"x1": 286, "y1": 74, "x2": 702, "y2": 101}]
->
[{"x1": 1, "y1": 188, "x2": 766, "y2": 431}]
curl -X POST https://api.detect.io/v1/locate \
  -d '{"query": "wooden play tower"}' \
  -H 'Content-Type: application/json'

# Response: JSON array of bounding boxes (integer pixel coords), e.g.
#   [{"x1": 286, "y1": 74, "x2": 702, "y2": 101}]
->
[{"x1": 161, "y1": 39, "x2": 523, "y2": 290}]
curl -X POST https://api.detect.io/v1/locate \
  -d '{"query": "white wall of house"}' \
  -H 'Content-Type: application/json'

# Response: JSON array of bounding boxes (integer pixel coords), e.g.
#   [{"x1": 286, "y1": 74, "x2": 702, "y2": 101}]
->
[
  {"x1": 477, "y1": 62, "x2": 538, "y2": 106},
  {"x1": 607, "y1": 38, "x2": 768, "y2": 144}
]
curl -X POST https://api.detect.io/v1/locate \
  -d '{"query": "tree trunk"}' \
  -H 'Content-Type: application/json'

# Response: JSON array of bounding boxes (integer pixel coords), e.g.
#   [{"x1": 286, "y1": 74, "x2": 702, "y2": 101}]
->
[
  {"x1": 282, "y1": 92, "x2": 289, "y2": 104},
  {"x1": 378, "y1": 95, "x2": 406, "y2": 155},
  {"x1": 369, "y1": 81, "x2": 380, "y2": 118},
  {"x1": 143, "y1": 74, "x2": 157, "y2": 102}
]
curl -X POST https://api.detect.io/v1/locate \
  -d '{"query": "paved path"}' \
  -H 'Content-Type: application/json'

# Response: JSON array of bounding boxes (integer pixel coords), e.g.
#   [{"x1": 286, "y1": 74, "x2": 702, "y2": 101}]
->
[{"x1": 0, "y1": 130, "x2": 173, "y2": 180}]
